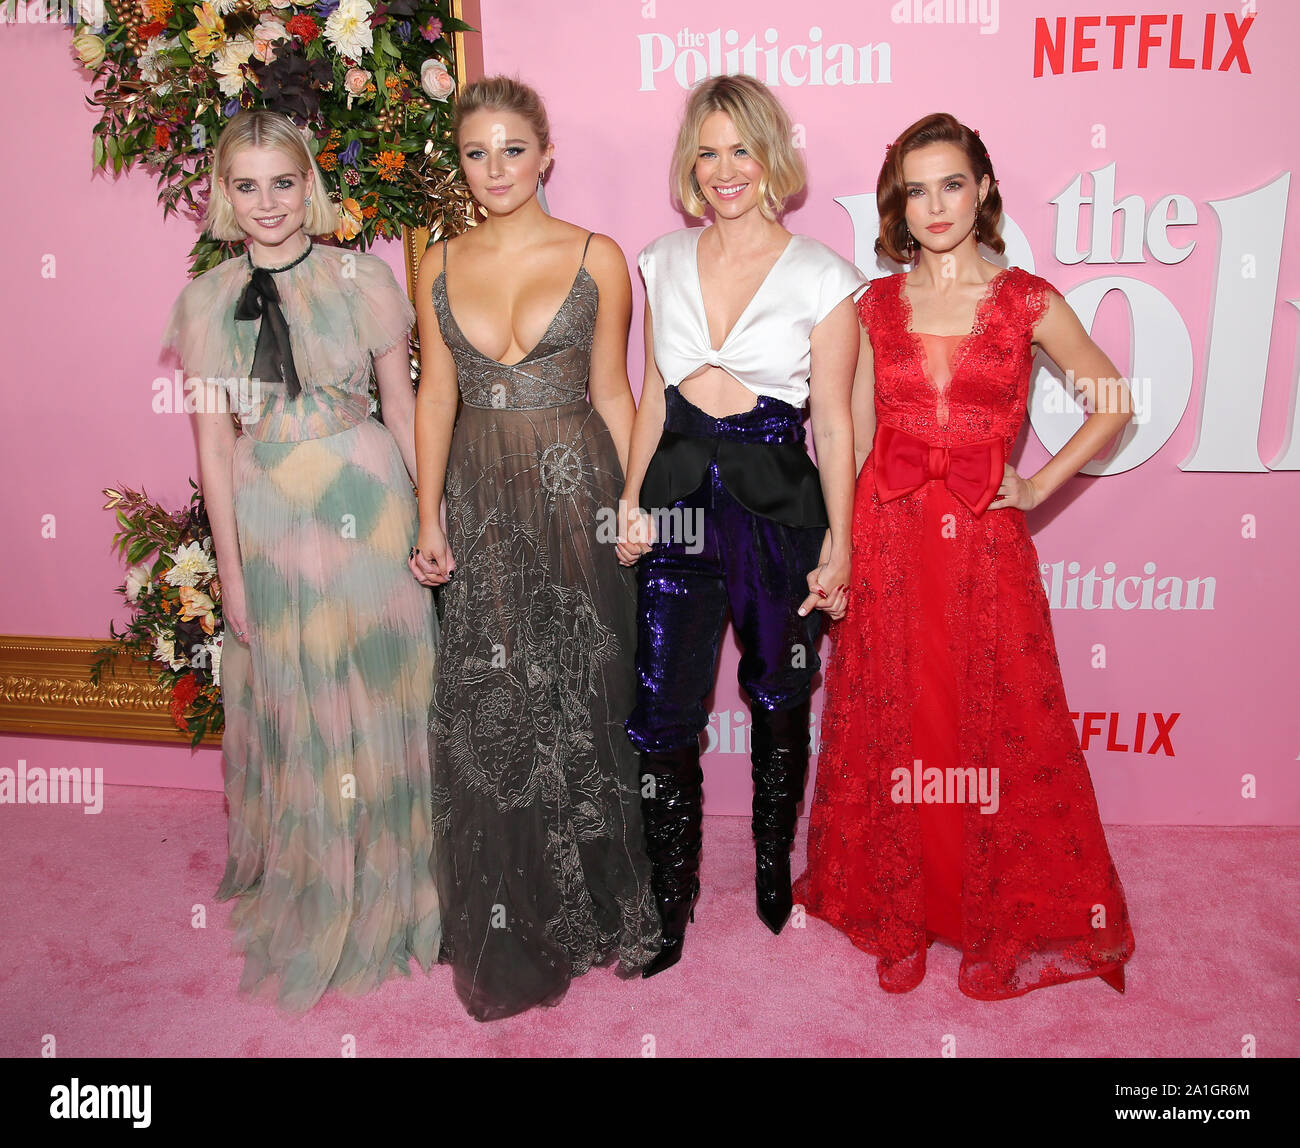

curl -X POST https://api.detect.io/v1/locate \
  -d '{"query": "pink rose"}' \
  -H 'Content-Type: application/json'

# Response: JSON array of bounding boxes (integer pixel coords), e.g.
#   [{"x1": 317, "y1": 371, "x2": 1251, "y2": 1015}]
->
[
  {"x1": 420, "y1": 59, "x2": 455, "y2": 102},
  {"x1": 253, "y1": 15, "x2": 290, "y2": 62},
  {"x1": 343, "y1": 67, "x2": 371, "y2": 95}
]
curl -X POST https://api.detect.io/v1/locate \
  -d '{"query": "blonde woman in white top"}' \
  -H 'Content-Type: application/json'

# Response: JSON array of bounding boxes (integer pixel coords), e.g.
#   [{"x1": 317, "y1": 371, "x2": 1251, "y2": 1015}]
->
[{"x1": 616, "y1": 75, "x2": 865, "y2": 976}]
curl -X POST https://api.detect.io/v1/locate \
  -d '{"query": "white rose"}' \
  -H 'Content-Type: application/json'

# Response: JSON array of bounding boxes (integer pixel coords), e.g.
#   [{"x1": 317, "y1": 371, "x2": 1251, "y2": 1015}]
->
[{"x1": 420, "y1": 59, "x2": 455, "y2": 102}]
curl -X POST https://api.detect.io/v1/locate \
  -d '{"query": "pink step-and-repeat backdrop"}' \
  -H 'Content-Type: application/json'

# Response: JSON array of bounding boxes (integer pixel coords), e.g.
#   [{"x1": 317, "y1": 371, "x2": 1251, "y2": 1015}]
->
[
  {"x1": 478, "y1": 0, "x2": 1300, "y2": 823},
  {"x1": 1, "y1": 2, "x2": 1297, "y2": 823}
]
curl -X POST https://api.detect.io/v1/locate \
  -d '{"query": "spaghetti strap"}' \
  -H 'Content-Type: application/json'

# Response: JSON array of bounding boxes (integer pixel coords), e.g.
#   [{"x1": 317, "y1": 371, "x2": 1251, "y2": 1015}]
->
[
  {"x1": 441, "y1": 237, "x2": 448, "y2": 273},
  {"x1": 580, "y1": 231, "x2": 595, "y2": 267}
]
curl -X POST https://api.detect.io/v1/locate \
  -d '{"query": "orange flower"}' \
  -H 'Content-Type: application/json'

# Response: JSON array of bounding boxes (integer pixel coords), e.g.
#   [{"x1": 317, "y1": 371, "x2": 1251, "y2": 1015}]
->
[
  {"x1": 334, "y1": 197, "x2": 363, "y2": 241},
  {"x1": 144, "y1": 0, "x2": 173, "y2": 21},
  {"x1": 154, "y1": 124, "x2": 170, "y2": 148},
  {"x1": 187, "y1": 4, "x2": 225, "y2": 59},
  {"x1": 317, "y1": 149, "x2": 338, "y2": 171},
  {"x1": 374, "y1": 150, "x2": 405, "y2": 182},
  {"x1": 178, "y1": 585, "x2": 216, "y2": 624},
  {"x1": 361, "y1": 203, "x2": 378, "y2": 219}
]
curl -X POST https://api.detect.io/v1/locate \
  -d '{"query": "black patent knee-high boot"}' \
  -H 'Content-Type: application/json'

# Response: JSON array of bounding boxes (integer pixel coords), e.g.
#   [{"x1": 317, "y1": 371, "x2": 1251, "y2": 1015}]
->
[
  {"x1": 639, "y1": 743, "x2": 704, "y2": 978},
  {"x1": 750, "y1": 700, "x2": 811, "y2": 935}
]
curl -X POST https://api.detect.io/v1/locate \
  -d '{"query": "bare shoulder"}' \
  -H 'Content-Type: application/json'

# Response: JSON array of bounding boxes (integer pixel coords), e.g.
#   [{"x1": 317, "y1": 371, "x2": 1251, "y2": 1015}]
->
[
  {"x1": 581, "y1": 232, "x2": 630, "y2": 280},
  {"x1": 415, "y1": 238, "x2": 445, "y2": 292},
  {"x1": 435, "y1": 228, "x2": 484, "y2": 266}
]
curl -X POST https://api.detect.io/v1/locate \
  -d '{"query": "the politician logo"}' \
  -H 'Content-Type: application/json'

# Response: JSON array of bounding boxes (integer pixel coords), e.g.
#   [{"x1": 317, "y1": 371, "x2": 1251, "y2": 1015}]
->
[
  {"x1": 703, "y1": 708, "x2": 821, "y2": 757},
  {"x1": 1040, "y1": 561, "x2": 1216, "y2": 610},
  {"x1": 639, "y1": 25, "x2": 891, "y2": 91}
]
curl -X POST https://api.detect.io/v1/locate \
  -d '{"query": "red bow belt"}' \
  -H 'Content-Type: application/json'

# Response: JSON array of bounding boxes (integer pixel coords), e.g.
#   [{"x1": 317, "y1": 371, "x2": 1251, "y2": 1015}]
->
[{"x1": 872, "y1": 423, "x2": 1004, "y2": 517}]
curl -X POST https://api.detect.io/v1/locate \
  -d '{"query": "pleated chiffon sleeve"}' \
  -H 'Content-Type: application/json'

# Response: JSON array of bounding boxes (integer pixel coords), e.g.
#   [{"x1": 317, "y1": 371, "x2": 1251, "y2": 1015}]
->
[{"x1": 347, "y1": 252, "x2": 417, "y2": 358}]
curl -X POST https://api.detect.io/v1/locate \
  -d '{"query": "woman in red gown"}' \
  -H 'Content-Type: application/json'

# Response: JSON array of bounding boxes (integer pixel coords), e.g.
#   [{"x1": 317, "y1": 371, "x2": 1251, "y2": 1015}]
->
[{"x1": 794, "y1": 113, "x2": 1136, "y2": 999}]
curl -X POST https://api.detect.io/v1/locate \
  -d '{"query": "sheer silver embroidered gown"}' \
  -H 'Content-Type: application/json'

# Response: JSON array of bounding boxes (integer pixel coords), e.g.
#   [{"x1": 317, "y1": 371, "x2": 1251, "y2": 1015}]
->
[{"x1": 428, "y1": 240, "x2": 660, "y2": 1020}]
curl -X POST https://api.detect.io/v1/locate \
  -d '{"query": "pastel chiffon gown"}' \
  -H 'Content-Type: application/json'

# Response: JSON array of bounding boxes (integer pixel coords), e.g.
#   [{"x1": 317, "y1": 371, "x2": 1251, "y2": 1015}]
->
[
  {"x1": 164, "y1": 244, "x2": 441, "y2": 1010},
  {"x1": 794, "y1": 268, "x2": 1135, "y2": 999},
  {"x1": 427, "y1": 239, "x2": 660, "y2": 1021}
]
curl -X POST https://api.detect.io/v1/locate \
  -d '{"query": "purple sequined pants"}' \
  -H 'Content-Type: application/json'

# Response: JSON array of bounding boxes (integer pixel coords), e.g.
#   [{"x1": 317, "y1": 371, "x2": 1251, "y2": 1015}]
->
[{"x1": 625, "y1": 390, "x2": 826, "y2": 754}]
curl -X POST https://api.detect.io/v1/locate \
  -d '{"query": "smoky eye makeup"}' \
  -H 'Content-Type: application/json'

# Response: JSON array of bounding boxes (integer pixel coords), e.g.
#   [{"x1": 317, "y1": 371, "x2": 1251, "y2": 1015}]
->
[{"x1": 233, "y1": 176, "x2": 297, "y2": 193}]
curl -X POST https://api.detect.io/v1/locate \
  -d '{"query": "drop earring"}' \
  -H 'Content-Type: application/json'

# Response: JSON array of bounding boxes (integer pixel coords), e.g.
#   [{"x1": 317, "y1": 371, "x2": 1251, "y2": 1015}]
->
[
  {"x1": 304, "y1": 195, "x2": 313, "y2": 207},
  {"x1": 536, "y1": 166, "x2": 550, "y2": 215}
]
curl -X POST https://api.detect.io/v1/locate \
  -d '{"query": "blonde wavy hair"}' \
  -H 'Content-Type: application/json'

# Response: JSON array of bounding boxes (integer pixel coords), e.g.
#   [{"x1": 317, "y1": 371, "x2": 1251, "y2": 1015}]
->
[
  {"x1": 204, "y1": 110, "x2": 339, "y2": 241},
  {"x1": 670, "y1": 75, "x2": 804, "y2": 221},
  {"x1": 452, "y1": 74, "x2": 551, "y2": 150}
]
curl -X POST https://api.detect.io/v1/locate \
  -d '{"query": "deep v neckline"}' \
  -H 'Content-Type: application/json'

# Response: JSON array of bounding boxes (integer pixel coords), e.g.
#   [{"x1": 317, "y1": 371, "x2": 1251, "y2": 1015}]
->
[
  {"x1": 693, "y1": 228, "x2": 797, "y2": 351},
  {"x1": 896, "y1": 267, "x2": 1012, "y2": 390},
  {"x1": 438, "y1": 264, "x2": 590, "y2": 368}
]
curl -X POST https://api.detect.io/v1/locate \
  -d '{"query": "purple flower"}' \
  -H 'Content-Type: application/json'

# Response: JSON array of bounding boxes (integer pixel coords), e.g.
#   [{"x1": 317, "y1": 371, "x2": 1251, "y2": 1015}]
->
[
  {"x1": 339, "y1": 139, "x2": 361, "y2": 166},
  {"x1": 223, "y1": 99, "x2": 240, "y2": 117},
  {"x1": 249, "y1": 42, "x2": 333, "y2": 122},
  {"x1": 314, "y1": 0, "x2": 340, "y2": 17}
]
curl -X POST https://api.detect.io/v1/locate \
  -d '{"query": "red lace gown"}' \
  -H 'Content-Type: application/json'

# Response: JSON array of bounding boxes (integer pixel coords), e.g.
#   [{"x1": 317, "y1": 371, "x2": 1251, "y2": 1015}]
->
[{"x1": 793, "y1": 268, "x2": 1134, "y2": 999}]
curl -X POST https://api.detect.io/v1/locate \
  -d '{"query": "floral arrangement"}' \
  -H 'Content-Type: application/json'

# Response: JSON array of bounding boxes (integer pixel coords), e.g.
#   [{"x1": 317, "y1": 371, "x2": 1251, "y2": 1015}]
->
[
  {"x1": 92, "y1": 481, "x2": 227, "y2": 746},
  {"x1": 64, "y1": 0, "x2": 475, "y2": 273}
]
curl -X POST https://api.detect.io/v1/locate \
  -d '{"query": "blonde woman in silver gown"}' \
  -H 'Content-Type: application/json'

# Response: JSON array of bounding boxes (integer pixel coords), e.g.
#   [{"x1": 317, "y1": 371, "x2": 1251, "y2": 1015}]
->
[{"x1": 409, "y1": 77, "x2": 659, "y2": 1021}]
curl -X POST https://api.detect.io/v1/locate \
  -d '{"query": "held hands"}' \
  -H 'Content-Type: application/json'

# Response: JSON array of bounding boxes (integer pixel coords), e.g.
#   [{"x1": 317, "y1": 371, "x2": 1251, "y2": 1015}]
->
[
  {"x1": 799, "y1": 539, "x2": 850, "y2": 622},
  {"x1": 988, "y1": 463, "x2": 1041, "y2": 512},
  {"x1": 615, "y1": 501, "x2": 656, "y2": 567},
  {"x1": 409, "y1": 523, "x2": 455, "y2": 587}
]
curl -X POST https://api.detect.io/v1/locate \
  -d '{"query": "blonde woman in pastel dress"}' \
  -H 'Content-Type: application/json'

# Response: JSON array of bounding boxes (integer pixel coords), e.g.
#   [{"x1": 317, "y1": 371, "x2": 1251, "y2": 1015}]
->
[{"x1": 163, "y1": 110, "x2": 440, "y2": 1010}]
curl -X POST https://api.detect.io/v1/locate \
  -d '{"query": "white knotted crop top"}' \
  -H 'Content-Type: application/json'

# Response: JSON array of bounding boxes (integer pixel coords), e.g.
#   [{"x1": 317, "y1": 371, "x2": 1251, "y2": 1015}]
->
[{"x1": 638, "y1": 227, "x2": 867, "y2": 408}]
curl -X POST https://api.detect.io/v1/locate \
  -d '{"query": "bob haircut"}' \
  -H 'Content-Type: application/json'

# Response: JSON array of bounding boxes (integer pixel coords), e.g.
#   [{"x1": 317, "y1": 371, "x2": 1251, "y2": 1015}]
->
[
  {"x1": 204, "y1": 110, "x2": 339, "y2": 241},
  {"x1": 452, "y1": 74, "x2": 551, "y2": 151},
  {"x1": 670, "y1": 75, "x2": 804, "y2": 222},
  {"x1": 875, "y1": 112, "x2": 1004, "y2": 265}
]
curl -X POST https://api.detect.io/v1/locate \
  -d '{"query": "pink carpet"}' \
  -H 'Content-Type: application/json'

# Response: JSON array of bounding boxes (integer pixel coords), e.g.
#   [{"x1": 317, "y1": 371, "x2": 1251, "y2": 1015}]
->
[{"x1": 1, "y1": 785, "x2": 1295, "y2": 1057}]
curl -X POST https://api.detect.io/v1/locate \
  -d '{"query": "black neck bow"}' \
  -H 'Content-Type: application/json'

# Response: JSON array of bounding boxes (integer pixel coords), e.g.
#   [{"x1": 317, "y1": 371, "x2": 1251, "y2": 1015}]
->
[{"x1": 234, "y1": 244, "x2": 310, "y2": 398}]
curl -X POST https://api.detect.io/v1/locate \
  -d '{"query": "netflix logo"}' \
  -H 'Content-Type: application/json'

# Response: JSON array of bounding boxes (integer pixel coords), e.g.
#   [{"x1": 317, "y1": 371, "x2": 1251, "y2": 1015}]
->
[
  {"x1": 1071, "y1": 711, "x2": 1179, "y2": 756},
  {"x1": 1034, "y1": 13, "x2": 1254, "y2": 77}
]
